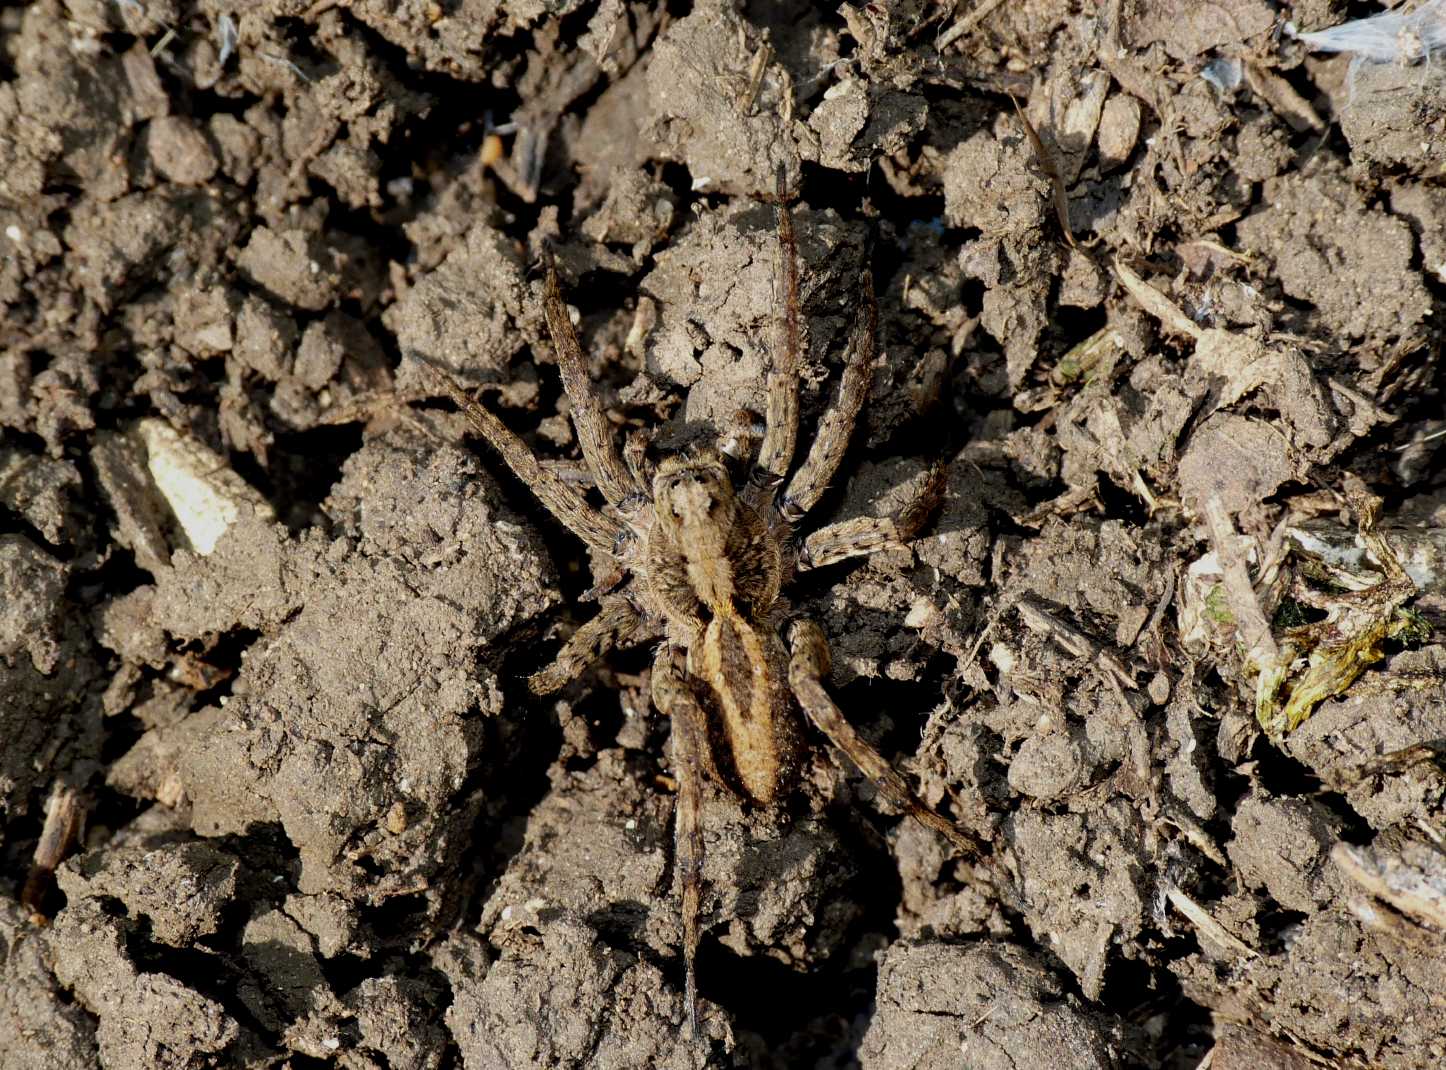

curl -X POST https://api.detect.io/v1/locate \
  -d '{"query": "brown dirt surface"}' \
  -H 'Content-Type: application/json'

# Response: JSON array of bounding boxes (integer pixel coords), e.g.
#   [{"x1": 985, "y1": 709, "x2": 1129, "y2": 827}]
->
[{"x1": 4, "y1": 1, "x2": 1446, "y2": 1068}]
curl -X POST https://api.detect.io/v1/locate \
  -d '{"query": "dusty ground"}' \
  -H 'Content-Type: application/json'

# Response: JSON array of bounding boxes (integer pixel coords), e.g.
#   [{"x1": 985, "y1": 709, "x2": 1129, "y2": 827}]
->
[{"x1": 4, "y1": 0, "x2": 1446, "y2": 1067}]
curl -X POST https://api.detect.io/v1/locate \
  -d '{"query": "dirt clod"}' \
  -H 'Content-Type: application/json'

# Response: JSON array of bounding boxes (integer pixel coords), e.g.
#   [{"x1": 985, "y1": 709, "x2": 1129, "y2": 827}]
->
[{"x1": 861, "y1": 942, "x2": 1118, "y2": 1069}]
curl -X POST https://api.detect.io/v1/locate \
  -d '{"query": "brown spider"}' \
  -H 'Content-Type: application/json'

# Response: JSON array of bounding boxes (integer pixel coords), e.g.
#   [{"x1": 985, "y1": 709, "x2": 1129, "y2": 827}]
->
[{"x1": 421, "y1": 191, "x2": 988, "y2": 1037}]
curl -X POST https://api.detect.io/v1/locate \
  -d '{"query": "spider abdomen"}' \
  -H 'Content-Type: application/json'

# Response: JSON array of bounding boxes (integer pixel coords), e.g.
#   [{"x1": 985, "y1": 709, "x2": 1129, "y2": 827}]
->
[{"x1": 690, "y1": 608, "x2": 802, "y2": 805}]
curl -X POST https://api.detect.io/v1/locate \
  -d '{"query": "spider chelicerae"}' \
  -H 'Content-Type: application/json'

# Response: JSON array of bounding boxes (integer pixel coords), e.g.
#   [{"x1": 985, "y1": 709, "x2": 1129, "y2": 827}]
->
[{"x1": 421, "y1": 185, "x2": 990, "y2": 1038}]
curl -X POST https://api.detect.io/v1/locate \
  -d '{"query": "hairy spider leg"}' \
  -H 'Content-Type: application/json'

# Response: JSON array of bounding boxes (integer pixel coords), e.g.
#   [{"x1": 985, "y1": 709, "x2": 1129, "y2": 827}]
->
[
  {"x1": 528, "y1": 594, "x2": 648, "y2": 695},
  {"x1": 780, "y1": 269, "x2": 877, "y2": 522},
  {"x1": 650, "y1": 647, "x2": 713, "y2": 1041},
  {"x1": 540, "y1": 247, "x2": 640, "y2": 504},
  {"x1": 786, "y1": 619, "x2": 989, "y2": 864},
  {"x1": 797, "y1": 463, "x2": 947, "y2": 571},
  {"x1": 623, "y1": 428, "x2": 656, "y2": 492},
  {"x1": 420, "y1": 363, "x2": 623, "y2": 558},
  {"x1": 754, "y1": 181, "x2": 801, "y2": 487}
]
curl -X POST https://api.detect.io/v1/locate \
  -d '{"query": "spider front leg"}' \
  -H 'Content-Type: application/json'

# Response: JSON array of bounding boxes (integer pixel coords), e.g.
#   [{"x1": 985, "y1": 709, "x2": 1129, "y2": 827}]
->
[
  {"x1": 780, "y1": 269, "x2": 877, "y2": 523},
  {"x1": 786, "y1": 619, "x2": 988, "y2": 861},
  {"x1": 419, "y1": 363, "x2": 625, "y2": 558},
  {"x1": 623, "y1": 428, "x2": 655, "y2": 491},
  {"x1": 650, "y1": 646, "x2": 713, "y2": 1040},
  {"x1": 528, "y1": 595, "x2": 646, "y2": 695},
  {"x1": 540, "y1": 248, "x2": 641, "y2": 504},
  {"x1": 754, "y1": 180, "x2": 802, "y2": 487},
  {"x1": 797, "y1": 462, "x2": 946, "y2": 570}
]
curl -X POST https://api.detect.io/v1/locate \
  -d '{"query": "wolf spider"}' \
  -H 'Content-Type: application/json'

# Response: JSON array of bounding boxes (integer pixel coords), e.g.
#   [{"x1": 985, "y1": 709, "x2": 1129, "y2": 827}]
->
[{"x1": 422, "y1": 191, "x2": 987, "y2": 1037}]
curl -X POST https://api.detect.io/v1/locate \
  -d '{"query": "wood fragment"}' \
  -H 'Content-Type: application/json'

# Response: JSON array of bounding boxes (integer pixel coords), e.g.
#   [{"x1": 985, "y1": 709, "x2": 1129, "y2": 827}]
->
[
  {"x1": 22, "y1": 784, "x2": 86, "y2": 922},
  {"x1": 1165, "y1": 885, "x2": 1258, "y2": 959}
]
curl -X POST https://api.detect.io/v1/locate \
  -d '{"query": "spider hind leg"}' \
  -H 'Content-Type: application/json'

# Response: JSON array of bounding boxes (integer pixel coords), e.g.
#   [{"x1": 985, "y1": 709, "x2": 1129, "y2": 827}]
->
[
  {"x1": 650, "y1": 646, "x2": 713, "y2": 1040},
  {"x1": 785, "y1": 618, "x2": 988, "y2": 863}
]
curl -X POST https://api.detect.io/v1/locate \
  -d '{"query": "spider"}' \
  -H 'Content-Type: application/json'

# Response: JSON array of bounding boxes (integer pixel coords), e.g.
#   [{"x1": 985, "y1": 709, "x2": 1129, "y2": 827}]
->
[{"x1": 421, "y1": 188, "x2": 990, "y2": 1038}]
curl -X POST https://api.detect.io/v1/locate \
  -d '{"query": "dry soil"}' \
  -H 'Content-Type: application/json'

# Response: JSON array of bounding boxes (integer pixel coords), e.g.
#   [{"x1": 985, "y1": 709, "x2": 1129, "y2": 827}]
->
[{"x1": 4, "y1": 1, "x2": 1446, "y2": 1068}]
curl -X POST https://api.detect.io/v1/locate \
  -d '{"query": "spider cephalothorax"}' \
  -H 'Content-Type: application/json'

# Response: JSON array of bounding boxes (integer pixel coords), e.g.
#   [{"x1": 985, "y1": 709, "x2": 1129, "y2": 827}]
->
[{"x1": 422, "y1": 189, "x2": 990, "y2": 1038}]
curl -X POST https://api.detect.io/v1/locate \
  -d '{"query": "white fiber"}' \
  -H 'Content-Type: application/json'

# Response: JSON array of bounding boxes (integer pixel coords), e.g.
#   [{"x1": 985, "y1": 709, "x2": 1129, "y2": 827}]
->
[
  {"x1": 1201, "y1": 57, "x2": 1244, "y2": 92},
  {"x1": 1293, "y1": 0, "x2": 1446, "y2": 65},
  {"x1": 217, "y1": 14, "x2": 237, "y2": 67}
]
